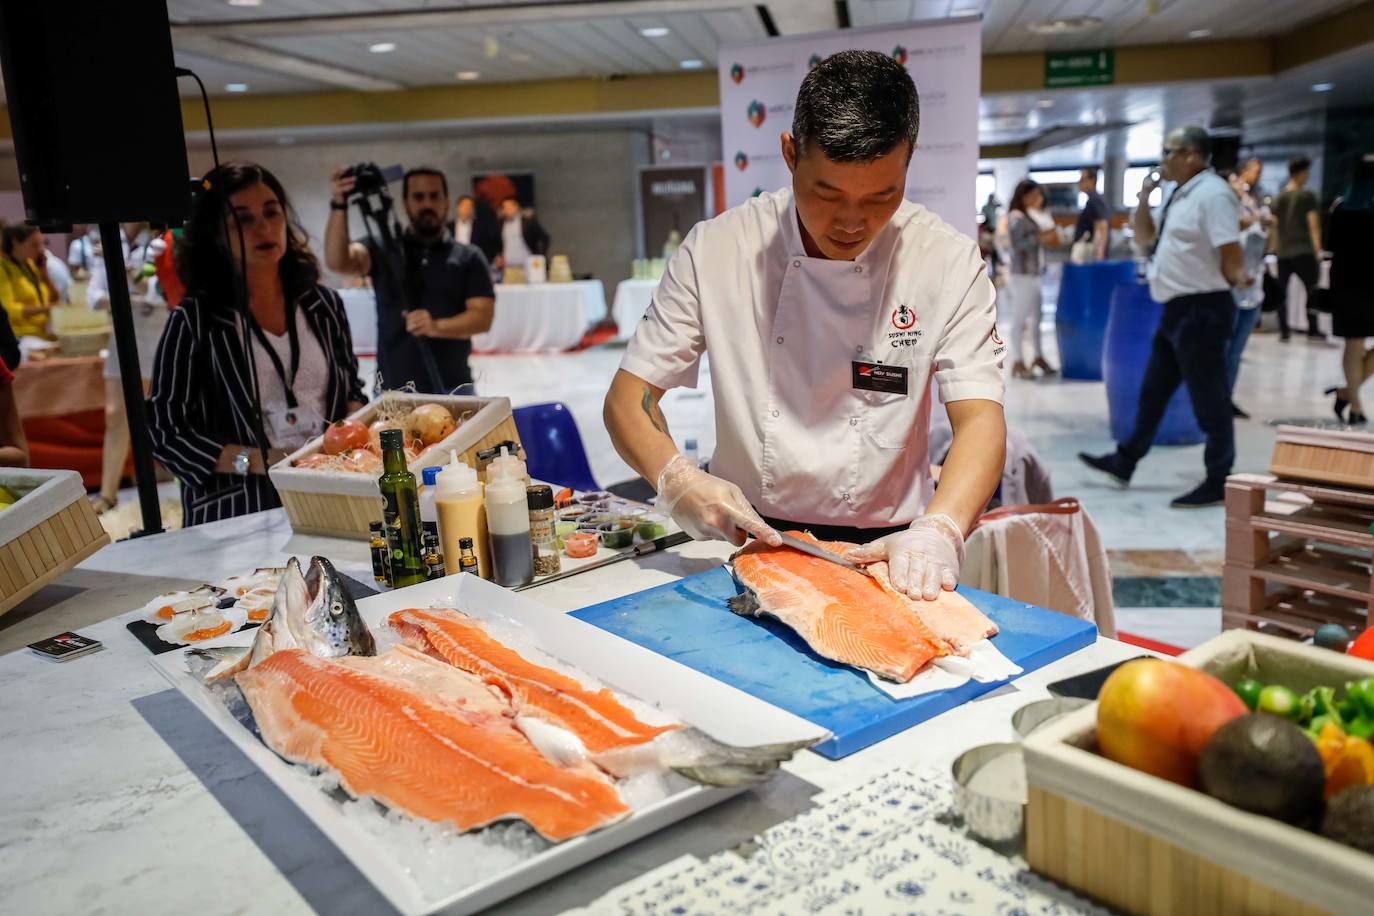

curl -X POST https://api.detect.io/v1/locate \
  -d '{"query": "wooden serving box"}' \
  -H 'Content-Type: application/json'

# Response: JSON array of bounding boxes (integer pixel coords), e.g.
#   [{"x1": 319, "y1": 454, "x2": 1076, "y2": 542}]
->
[
  {"x1": 0, "y1": 468, "x2": 110, "y2": 617},
  {"x1": 1024, "y1": 631, "x2": 1374, "y2": 916},
  {"x1": 268, "y1": 394, "x2": 519, "y2": 540},
  {"x1": 1271, "y1": 425, "x2": 1374, "y2": 491}
]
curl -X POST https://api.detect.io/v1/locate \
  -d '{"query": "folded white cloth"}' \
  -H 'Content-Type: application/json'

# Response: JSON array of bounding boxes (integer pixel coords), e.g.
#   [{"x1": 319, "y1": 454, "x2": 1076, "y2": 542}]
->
[{"x1": 865, "y1": 639, "x2": 1022, "y2": 700}]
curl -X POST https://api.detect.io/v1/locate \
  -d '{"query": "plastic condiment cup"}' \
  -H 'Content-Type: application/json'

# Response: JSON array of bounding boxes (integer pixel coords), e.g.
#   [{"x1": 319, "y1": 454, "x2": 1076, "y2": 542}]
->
[
  {"x1": 635, "y1": 513, "x2": 668, "y2": 540},
  {"x1": 564, "y1": 531, "x2": 598, "y2": 558},
  {"x1": 597, "y1": 519, "x2": 636, "y2": 549}
]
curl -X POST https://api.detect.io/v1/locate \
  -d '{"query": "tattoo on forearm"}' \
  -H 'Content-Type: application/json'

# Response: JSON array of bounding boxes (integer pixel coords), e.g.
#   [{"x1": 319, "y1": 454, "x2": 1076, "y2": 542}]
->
[{"x1": 641, "y1": 387, "x2": 668, "y2": 435}]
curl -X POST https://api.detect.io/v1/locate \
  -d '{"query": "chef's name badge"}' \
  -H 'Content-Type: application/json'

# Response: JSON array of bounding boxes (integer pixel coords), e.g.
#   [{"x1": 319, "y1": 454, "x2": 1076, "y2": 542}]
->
[{"x1": 852, "y1": 361, "x2": 909, "y2": 395}]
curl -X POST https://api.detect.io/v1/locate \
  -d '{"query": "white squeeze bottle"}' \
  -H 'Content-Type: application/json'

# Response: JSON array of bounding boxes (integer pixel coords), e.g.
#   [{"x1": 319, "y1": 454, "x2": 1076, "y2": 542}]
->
[
  {"x1": 485, "y1": 450, "x2": 534, "y2": 588},
  {"x1": 434, "y1": 453, "x2": 491, "y2": 580},
  {"x1": 419, "y1": 466, "x2": 442, "y2": 528}
]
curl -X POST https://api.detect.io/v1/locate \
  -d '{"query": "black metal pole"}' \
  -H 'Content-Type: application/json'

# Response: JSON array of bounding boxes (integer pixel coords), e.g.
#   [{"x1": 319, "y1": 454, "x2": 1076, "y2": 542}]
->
[{"x1": 98, "y1": 222, "x2": 164, "y2": 537}]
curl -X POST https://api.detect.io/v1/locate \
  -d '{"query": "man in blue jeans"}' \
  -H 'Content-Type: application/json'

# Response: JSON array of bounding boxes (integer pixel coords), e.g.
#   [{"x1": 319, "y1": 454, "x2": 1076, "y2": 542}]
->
[{"x1": 1079, "y1": 126, "x2": 1250, "y2": 508}]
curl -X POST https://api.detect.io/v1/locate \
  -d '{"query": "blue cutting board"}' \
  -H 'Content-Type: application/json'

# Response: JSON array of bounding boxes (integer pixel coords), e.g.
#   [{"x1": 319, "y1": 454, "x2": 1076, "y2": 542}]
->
[{"x1": 572, "y1": 567, "x2": 1097, "y2": 758}]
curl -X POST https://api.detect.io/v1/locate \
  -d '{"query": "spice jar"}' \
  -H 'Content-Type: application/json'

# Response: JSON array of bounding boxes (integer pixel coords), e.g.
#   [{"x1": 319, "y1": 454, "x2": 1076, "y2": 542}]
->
[{"x1": 526, "y1": 484, "x2": 561, "y2": 577}]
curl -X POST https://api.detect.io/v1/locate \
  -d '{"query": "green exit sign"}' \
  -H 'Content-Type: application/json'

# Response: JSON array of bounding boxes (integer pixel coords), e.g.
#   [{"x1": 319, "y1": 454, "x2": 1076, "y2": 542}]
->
[{"x1": 1045, "y1": 49, "x2": 1114, "y2": 88}]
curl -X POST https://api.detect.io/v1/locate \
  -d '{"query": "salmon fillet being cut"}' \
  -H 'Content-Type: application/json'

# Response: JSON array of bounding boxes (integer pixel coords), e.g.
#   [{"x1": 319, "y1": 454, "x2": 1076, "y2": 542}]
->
[
  {"x1": 236, "y1": 648, "x2": 629, "y2": 842},
  {"x1": 390, "y1": 608, "x2": 679, "y2": 754},
  {"x1": 731, "y1": 532, "x2": 996, "y2": 682}
]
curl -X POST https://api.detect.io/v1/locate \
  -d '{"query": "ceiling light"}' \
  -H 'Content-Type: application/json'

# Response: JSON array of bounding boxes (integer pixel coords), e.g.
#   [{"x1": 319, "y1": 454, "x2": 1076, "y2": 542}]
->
[
  {"x1": 680, "y1": 59, "x2": 704, "y2": 69},
  {"x1": 1026, "y1": 16, "x2": 1103, "y2": 36},
  {"x1": 227, "y1": 0, "x2": 262, "y2": 6},
  {"x1": 455, "y1": 71, "x2": 480, "y2": 81},
  {"x1": 225, "y1": 83, "x2": 248, "y2": 93},
  {"x1": 640, "y1": 27, "x2": 670, "y2": 38},
  {"x1": 1312, "y1": 82, "x2": 1334, "y2": 92},
  {"x1": 368, "y1": 42, "x2": 396, "y2": 54},
  {"x1": 1036, "y1": 99, "x2": 1054, "y2": 108},
  {"x1": 1188, "y1": 29, "x2": 1211, "y2": 39},
  {"x1": 951, "y1": 6, "x2": 981, "y2": 15}
]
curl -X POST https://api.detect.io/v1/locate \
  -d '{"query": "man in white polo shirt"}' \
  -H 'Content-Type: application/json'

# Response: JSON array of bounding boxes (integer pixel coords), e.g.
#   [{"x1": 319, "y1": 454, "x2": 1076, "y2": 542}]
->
[
  {"x1": 602, "y1": 50, "x2": 1006, "y2": 601},
  {"x1": 1079, "y1": 126, "x2": 1248, "y2": 508}
]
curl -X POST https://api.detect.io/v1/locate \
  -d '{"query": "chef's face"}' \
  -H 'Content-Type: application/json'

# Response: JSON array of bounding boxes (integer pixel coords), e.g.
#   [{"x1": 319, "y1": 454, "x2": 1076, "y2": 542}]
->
[{"x1": 782, "y1": 132, "x2": 909, "y2": 260}]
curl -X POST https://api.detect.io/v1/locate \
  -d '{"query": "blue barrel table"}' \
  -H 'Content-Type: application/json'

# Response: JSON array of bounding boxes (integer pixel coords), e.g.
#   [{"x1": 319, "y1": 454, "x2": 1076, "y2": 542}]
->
[
  {"x1": 1054, "y1": 260, "x2": 1137, "y2": 380},
  {"x1": 1104, "y1": 282, "x2": 1204, "y2": 446}
]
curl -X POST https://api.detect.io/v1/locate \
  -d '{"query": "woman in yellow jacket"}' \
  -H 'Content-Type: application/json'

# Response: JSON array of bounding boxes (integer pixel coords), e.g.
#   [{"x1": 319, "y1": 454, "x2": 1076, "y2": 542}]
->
[{"x1": 0, "y1": 224, "x2": 60, "y2": 340}]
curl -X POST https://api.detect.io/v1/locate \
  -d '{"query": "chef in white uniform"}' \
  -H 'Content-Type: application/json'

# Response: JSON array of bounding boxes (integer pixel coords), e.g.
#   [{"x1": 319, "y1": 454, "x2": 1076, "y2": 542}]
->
[{"x1": 604, "y1": 50, "x2": 1006, "y2": 600}]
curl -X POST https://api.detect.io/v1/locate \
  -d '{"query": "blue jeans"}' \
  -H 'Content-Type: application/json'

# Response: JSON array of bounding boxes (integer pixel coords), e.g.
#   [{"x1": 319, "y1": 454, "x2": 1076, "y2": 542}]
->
[{"x1": 1227, "y1": 303, "x2": 1261, "y2": 393}]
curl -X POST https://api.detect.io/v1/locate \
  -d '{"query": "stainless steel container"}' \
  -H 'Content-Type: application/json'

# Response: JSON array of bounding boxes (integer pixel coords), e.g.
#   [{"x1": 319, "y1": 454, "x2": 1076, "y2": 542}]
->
[{"x1": 952, "y1": 742, "x2": 1026, "y2": 849}]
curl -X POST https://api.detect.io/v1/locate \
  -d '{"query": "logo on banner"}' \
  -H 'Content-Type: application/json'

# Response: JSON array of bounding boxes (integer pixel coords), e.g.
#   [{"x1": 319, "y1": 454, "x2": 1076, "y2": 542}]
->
[
  {"x1": 891, "y1": 45, "x2": 908, "y2": 65},
  {"x1": 734, "y1": 151, "x2": 749, "y2": 171},
  {"x1": 891, "y1": 304, "x2": 917, "y2": 331},
  {"x1": 746, "y1": 100, "x2": 766, "y2": 128},
  {"x1": 808, "y1": 53, "x2": 824, "y2": 69},
  {"x1": 730, "y1": 63, "x2": 745, "y2": 84}
]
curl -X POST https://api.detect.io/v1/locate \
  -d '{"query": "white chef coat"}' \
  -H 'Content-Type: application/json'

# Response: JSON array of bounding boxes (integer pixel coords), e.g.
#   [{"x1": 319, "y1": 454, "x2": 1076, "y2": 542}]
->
[
  {"x1": 455, "y1": 218, "x2": 473, "y2": 246},
  {"x1": 621, "y1": 187, "x2": 1004, "y2": 529}
]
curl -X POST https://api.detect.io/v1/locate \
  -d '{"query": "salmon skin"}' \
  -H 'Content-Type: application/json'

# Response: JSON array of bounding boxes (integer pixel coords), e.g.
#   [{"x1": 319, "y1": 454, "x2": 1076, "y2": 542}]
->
[
  {"x1": 390, "y1": 607, "x2": 819, "y2": 786},
  {"x1": 730, "y1": 532, "x2": 994, "y2": 683},
  {"x1": 236, "y1": 648, "x2": 629, "y2": 842}
]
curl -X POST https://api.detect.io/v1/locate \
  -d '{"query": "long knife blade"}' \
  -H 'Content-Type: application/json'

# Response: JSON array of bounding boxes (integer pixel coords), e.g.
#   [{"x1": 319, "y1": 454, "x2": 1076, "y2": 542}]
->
[
  {"x1": 514, "y1": 530, "x2": 693, "y2": 590},
  {"x1": 776, "y1": 532, "x2": 875, "y2": 578}
]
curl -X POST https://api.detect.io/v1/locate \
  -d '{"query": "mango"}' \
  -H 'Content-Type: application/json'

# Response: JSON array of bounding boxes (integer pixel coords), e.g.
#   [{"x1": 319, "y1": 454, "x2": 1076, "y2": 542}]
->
[{"x1": 1097, "y1": 659, "x2": 1246, "y2": 786}]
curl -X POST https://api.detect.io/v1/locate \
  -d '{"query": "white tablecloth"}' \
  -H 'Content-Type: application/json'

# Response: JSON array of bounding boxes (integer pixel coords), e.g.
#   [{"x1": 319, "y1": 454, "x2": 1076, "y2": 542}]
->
[
  {"x1": 611, "y1": 278, "x2": 659, "y2": 342},
  {"x1": 473, "y1": 279, "x2": 607, "y2": 353}
]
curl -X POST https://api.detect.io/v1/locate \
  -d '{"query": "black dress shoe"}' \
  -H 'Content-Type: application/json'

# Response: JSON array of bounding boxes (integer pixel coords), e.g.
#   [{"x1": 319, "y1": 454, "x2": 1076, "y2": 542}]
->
[
  {"x1": 1325, "y1": 386, "x2": 1349, "y2": 422},
  {"x1": 1231, "y1": 402, "x2": 1250, "y2": 419},
  {"x1": 1078, "y1": 451, "x2": 1133, "y2": 487},
  {"x1": 1350, "y1": 411, "x2": 1368, "y2": 426},
  {"x1": 1170, "y1": 479, "x2": 1226, "y2": 508}
]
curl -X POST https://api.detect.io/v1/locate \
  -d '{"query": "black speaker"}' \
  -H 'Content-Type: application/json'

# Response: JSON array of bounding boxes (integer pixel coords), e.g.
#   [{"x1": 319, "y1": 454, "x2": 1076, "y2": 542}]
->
[{"x1": 0, "y1": 1, "x2": 190, "y2": 231}]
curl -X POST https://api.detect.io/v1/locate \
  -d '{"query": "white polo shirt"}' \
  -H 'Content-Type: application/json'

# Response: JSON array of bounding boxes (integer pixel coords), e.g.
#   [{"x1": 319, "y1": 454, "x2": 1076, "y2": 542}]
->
[
  {"x1": 621, "y1": 188, "x2": 1004, "y2": 530},
  {"x1": 1147, "y1": 169, "x2": 1240, "y2": 303}
]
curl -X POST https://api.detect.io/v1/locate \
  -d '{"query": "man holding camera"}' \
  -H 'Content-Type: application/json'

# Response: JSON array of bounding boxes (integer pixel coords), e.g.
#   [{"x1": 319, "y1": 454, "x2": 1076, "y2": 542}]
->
[{"x1": 325, "y1": 166, "x2": 496, "y2": 393}]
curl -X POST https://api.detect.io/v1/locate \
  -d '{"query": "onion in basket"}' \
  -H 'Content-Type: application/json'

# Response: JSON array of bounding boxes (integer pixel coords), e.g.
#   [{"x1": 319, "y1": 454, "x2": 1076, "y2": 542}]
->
[{"x1": 404, "y1": 403, "x2": 458, "y2": 446}]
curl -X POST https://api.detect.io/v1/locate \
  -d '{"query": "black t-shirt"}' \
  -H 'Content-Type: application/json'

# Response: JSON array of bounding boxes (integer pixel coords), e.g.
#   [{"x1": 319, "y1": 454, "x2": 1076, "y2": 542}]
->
[
  {"x1": 1074, "y1": 191, "x2": 1110, "y2": 242},
  {"x1": 363, "y1": 234, "x2": 495, "y2": 394}
]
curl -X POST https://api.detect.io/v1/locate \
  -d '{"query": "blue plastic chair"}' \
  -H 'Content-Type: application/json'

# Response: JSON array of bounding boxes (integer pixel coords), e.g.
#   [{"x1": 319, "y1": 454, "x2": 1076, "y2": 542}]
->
[{"x1": 512, "y1": 402, "x2": 601, "y2": 494}]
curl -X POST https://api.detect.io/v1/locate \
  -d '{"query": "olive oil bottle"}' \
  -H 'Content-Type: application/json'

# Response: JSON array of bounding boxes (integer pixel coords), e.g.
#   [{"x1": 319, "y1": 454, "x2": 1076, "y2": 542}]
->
[{"x1": 378, "y1": 428, "x2": 427, "y2": 588}]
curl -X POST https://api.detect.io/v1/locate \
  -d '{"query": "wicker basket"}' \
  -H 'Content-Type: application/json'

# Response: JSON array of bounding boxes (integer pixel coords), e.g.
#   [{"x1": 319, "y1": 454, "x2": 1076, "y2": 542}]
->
[
  {"x1": 0, "y1": 468, "x2": 110, "y2": 617},
  {"x1": 268, "y1": 394, "x2": 519, "y2": 540},
  {"x1": 1023, "y1": 631, "x2": 1374, "y2": 916}
]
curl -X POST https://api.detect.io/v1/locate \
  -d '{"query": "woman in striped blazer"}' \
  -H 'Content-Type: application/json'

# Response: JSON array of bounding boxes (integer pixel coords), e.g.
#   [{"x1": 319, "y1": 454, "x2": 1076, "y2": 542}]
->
[{"x1": 148, "y1": 162, "x2": 365, "y2": 527}]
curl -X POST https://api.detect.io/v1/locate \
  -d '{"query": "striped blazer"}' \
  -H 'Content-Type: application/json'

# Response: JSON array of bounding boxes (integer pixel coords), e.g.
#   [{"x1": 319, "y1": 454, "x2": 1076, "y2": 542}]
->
[{"x1": 147, "y1": 284, "x2": 365, "y2": 527}]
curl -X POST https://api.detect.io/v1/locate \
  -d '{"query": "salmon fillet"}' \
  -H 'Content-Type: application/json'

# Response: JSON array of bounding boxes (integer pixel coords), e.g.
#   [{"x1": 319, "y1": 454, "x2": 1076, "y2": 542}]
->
[
  {"x1": 236, "y1": 648, "x2": 629, "y2": 841},
  {"x1": 390, "y1": 608, "x2": 679, "y2": 754},
  {"x1": 862, "y1": 560, "x2": 999, "y2": 653},
  {"x1": 731, "y1": 533, "x2": 954, "y2": 682}
]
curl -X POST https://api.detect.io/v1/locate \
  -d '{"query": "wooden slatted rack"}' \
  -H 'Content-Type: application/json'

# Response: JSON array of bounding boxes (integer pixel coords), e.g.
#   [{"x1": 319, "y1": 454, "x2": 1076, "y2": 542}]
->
[{"x1": 1223, "y1": 473, "x2": 1373, "y2": 640}]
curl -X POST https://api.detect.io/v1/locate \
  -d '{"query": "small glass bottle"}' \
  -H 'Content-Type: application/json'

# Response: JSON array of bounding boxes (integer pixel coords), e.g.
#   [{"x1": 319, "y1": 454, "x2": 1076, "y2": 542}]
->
[
  {"x1": 457, "y1": 537, "x2": 480, "y2": 575},
  {"x1": 422, "y1": 522, "x2": 446, "y2": 580},
  {"x1": 369, "y1": 521, "x2": 390, "y2": 585},
  {"x1": 526, "y1": 484, "x2": 561, "y2": 577}
]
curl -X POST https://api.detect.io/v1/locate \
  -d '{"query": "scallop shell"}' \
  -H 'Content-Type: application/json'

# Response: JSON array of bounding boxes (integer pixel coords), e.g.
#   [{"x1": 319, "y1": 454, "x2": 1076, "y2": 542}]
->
[
  {"x1": 155, "y1": 605, "x2": 249, "y2": 646},
  {"x1": 139, "y1": 590, "x2": 223, "y2": 626},
  {"x1": 217, "y1": 567, "x2": 286, "y2": 598}
]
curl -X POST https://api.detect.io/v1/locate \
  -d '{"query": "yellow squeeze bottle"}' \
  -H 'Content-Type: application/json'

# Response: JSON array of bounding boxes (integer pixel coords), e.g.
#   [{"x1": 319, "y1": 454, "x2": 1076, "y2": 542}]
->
[{"x1": 433, "y1": 452, "x2": 491, "y2": 580}]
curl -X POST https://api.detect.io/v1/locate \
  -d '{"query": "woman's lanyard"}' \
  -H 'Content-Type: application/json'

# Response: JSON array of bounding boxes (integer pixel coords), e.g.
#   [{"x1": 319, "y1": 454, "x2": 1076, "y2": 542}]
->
[
  {"x1": 14, "y1": 258, "x2": 44, "y2": 304},
  {"x1": 246, "y1": 299, "x2": 300, "y2": 410}
]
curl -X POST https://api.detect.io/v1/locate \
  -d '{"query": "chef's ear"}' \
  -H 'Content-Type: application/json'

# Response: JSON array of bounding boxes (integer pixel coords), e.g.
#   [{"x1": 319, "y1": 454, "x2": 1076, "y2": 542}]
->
[{"x1": 781, "y1": 132, "x2": 798, "y2": 174}]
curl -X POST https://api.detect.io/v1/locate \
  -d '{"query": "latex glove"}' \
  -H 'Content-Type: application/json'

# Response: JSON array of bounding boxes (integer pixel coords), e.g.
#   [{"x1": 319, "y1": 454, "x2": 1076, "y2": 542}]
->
[
  {"x1": 655, "y1": 454, "x2": 782, "y2": 547},
  {"x1": 847, "y1": 514, "x2": 965, "y2": 601}
]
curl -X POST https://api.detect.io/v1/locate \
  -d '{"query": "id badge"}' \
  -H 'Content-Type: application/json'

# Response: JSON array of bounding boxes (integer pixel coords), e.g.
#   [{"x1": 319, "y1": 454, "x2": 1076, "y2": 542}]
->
[
  {"x1": 265, "y1": 403, "x2": 325, "y2": 451},
  {"x1": 852, "y1": 361, "x2": 909, "y2": 395}
]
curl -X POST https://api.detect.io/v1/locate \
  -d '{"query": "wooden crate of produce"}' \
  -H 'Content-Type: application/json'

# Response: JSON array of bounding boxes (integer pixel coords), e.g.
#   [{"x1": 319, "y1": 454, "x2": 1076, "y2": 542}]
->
[
  {"x1": 0, "y1": 468, "x2": 110, "y2": 617},
  {"x1": 1024, "y1": 631, "x2": 1374, "y2": 916},
  {"x1": 1223, "y1": 473, "x2": 1372, "y2": 640},
  {"x1": 1271, "y1": 425, "x2": 1374, "y2": 491},
  {"x1": 269, "y1": 394, "x2": 519, "y2": 540}
]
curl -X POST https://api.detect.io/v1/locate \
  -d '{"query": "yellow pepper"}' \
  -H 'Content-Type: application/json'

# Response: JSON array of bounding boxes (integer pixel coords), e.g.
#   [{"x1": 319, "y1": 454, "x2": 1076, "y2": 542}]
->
[{"x1": 1315, "y1": 722, "x2": 1374, "y2": 799}]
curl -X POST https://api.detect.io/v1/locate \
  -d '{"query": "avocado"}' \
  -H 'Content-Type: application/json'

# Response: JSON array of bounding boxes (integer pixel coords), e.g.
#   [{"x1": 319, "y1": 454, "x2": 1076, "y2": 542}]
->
[
  {"x1": 1199, "y1": 713, "x2": 1325, "y2": 824},
  {"x1": 1322, "y1": 785, "x2": 1374, "y2": 854},
  {"x1": 1314, "y1": 623, "x2": 1352, "y2": 652}
]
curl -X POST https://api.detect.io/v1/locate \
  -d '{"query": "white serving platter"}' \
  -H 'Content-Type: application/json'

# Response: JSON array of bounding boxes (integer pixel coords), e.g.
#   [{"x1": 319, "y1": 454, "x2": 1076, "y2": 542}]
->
[{"x1": 151, "y1": 570, "x2": 830, "y2": 915}]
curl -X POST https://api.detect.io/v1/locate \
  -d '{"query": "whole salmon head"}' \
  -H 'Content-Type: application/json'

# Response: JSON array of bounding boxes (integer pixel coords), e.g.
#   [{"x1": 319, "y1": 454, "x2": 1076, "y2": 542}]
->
[{"x1": 296, "y1": 556, "x2": 376, "y2": 659}]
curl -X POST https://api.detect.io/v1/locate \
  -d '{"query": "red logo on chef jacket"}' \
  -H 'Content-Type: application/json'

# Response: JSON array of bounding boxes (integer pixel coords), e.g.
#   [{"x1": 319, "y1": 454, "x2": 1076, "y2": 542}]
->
[
  {"x1": 991, "y1": 324, "x2": 1004, "y2": 346},
  {"x1": 890, "y1": 303, "x2": 917, "y2": 331}
]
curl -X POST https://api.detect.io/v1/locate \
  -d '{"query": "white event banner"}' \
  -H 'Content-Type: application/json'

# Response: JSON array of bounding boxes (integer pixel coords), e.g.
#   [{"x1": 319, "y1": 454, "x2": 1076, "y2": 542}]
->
[{"x1": 719, "y1": 18, "x2": 981, "y2": 237}]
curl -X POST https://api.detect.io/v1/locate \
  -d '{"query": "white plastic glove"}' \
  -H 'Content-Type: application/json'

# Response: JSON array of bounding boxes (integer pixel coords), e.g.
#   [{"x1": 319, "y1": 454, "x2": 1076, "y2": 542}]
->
[
  {"x1": 655, "y1": 454, "x2": 782, "y2": 547},
  {"x1": 846, "y1": 514, "x2": 965, "y2": 601}
]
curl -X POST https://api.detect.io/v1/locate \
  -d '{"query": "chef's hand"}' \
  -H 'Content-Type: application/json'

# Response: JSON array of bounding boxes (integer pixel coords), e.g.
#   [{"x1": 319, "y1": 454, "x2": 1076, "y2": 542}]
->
[
  {"x1": 654, "y1": 453, "x2": 782, "y2": 548},
  {"x1": 847, "y1": 514, "x2": 965, "y2": 601}
]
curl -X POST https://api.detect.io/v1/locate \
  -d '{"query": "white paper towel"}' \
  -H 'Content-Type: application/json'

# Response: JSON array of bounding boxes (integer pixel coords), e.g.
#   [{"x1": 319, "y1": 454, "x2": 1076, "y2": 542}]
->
[{"x1": 866, "y1": 639, "x2": 1023, "y2": 700}]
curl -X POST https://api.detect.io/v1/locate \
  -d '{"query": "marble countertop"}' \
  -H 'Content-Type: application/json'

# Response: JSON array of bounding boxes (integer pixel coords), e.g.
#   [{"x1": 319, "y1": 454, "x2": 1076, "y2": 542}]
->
[{"x1": 0, "y1": 508, "x2": 1139, "y2": 915}]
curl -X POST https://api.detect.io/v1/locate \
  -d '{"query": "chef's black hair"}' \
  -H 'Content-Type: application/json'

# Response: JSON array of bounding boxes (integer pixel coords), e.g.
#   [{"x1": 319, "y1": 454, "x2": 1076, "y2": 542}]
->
[{"x1": 791, "y1": 49, "x2": 919, "y2": 162}]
